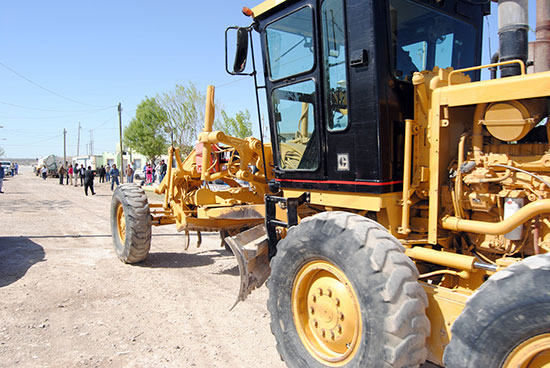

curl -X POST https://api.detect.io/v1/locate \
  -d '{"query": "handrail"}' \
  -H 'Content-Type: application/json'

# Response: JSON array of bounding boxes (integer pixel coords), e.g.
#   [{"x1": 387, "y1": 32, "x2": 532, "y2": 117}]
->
[{"x1": 448, "y1": 59, "x2": 526, "y2": 86}]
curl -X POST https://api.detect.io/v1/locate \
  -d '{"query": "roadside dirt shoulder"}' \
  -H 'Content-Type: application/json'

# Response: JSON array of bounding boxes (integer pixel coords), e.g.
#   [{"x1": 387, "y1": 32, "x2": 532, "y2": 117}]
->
[{"x1": 0, "y1": 168, "x2": 285, "y2": 367}]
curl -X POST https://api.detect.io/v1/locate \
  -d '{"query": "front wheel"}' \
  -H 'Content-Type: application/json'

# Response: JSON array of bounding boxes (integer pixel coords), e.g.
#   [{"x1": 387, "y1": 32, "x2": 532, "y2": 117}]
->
[
  {"x1": 110, "y1": 184, "x2": 152, "y2": 263},
  {"x1": 267, "y1": 212, "x2": 430, "y2": 367},
  {"x1": 444, "y1": 253, "x2": 550, "y2": 367}
]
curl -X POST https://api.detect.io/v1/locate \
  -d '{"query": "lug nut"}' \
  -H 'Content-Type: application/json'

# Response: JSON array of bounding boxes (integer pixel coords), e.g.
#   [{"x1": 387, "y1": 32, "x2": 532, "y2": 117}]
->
[
  {"x1": 338, "y1": 325, "x2": 342, "y2": 334},
  {"x1": 321, "y1": 329, "x2": 326, "y2": 337},
  {"x1": 340, "y1": 312, "x2": 345, "y2": 321},
  {"x1": 313, "y1": 319, "x2": 318, "y2": 328},
  {"x1": 317, "y1": 288, "x2": 323, "y2": 296},
  {"x1": 312, "y1": 295, "x2": 317, "y2": 303},
  {"x1": 331, "y1": 331, "x2": 335, "y2": 340},
  {"x1": 335, "y1": 298, "x2": 340, "y2": 307},
  {"x1": 327, "y1": 289, "x2": 332, "y2": 297},
  {"x1": 310, "y1": 307, "x2": 315, "y2": 315}
]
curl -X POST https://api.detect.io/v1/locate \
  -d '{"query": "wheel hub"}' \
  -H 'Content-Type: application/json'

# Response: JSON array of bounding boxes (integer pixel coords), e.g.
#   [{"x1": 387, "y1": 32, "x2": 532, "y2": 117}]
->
[
  {"x1": 292, "y1": 260, "x2": 362, "y2": 366},
  {"x1": 503, "y1": 333, "x2": 550, "y2": 368},
  {"x1": 116, "y1": 204, "x2": 126, "y2": 242}
]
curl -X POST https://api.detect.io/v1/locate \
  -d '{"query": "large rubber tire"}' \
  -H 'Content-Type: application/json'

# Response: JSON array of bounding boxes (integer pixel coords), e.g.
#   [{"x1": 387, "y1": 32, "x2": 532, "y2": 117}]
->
[
  {"x1": 444, "y1": 253, "x2": 550, "y2": 368},
  {"x1": 267, "y1": 212, "x2": 430, "y2": 368},
  {"x1": 110, "y1": 183, "x2": 152, "y2": 263}
]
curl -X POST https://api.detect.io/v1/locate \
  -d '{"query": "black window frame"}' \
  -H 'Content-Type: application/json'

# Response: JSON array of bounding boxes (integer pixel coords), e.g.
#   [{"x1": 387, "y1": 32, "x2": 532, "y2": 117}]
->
[{"x1": 264, "y1": 4, "x2": 318, "y2": 83}]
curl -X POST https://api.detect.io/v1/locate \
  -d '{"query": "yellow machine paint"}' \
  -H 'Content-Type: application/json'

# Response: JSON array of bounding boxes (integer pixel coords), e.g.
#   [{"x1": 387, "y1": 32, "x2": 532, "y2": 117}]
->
[
  {"x1": 111, "y1": 0, "x2": 550, "y2": 366},
  {"x1": 146, "y1": 85, "x2": 273, "y2": 246}
]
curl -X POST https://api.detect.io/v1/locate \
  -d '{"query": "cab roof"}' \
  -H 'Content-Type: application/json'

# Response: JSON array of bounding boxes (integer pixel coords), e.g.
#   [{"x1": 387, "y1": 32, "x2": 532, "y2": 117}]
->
[{"x1": 251, "y1": 0, "x2": 292, "y2": 19}]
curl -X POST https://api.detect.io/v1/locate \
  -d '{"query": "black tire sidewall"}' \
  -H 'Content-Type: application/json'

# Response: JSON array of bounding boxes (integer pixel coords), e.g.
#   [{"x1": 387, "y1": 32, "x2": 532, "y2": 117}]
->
[
  {"x1": 110, "y1": 184, "x2": 151, "y2": 263},
  {"x1": 269, "y1": 215, "x2": 395, "y2": 367},
  {"x1": 444, "y1": 254, "x2": 550, "y2": 367},
  {"x1": 110, "y1": 187, "x2": 131, "y2": 260}
]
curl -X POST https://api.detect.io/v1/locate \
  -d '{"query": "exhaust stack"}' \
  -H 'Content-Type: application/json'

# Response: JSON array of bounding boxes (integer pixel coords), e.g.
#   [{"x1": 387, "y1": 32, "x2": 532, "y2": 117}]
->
[
  {"x1": 531, "y1": 0, "x2": 550, "y2": 72},
  {"x1": 498, "y1": 0, "x2": 529, "y2": 77}
]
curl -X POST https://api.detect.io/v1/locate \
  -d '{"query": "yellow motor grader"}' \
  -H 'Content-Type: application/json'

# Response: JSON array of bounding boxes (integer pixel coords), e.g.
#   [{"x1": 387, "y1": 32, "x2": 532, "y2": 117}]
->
[{"x1": 111, "y1": 0, "x2": 550, "y2": 366}]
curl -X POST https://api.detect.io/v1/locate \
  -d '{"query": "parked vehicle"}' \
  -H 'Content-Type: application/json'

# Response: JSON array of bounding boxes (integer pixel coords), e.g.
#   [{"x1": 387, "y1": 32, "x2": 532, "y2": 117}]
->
[{"x1": 0, "y1": 161, "x2": 12, "y2": 176}]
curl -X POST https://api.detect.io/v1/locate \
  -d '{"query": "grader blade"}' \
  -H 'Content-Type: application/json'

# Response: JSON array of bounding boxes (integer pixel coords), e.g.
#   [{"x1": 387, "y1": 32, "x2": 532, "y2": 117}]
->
[{"x1": 225, "y1": 224, "x2": 270, "y2": 310}]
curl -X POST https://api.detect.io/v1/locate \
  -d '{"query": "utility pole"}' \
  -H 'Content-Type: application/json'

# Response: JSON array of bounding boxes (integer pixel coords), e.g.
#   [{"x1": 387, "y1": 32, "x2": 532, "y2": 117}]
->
[
  {"x1": 118, "y1": 103, "x2": 124, "y2": 184},
  {"x1": 89, "y1": 130, "x2": 94, "y2": 156},
  {"x1": 63, "y1": 128, "x2": 67, "y2": 168},
  {"x1": 77, "y1": 122, "x2": 81, "y2": 156}
]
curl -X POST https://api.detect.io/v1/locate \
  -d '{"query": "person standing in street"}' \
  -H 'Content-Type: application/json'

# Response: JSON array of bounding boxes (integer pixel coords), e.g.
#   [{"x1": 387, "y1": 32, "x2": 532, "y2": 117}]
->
[
  {"x1": 58, "y1": 165, "x2": 66, "y2": 185},
  {"x1": 105, "y1": 164, "x2": 111, "y2": 183},
  {"x1": 131, "y1": 161, "x2": 136, "y2": 182},
  {"x1": 0, "y1": 164, "x2": 5, "y2": 193},
  {"x1": 145, "y1": 163, "x2": 153, "y2": 185},
  {"x1": 73, "y1": 164, "x2": 79, "y2": 186},
  {"x1": 110, "y1": 164, "x2": 120, "y2": 191},
  {"x1": 40, "y1": 166, "x2": 47, "y2": 180},
  {"x1": 159, "y1": 160, "x2": 167, "y2": 183},
  {"x1": 83, "y1": 166, "x2": 96, "y2": 196},
  {"x1": 79, "y1": 164, "x2": 85, "y2": 186},
  {"x1": 67, "y1": 164, "x2": 74, "y2": 186},
  {"x1": 125, "y1": 164, "x2": 134, "y2": 184},
  {"x1": 99, "y1": 165, "x2": 106, "y2": 183}
]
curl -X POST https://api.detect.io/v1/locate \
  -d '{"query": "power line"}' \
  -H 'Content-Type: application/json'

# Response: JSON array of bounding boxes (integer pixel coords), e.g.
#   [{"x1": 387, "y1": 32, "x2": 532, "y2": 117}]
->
[
  {"x1": 2, "y1": 133, "x2": 63, "y2": 146},
  {"x1": 89, "y1": 114, "x2": 117, "y2": 131},
  {"x1": 0, "y1": 110, "x2": 113, "y2": 120},
  {"x1": 214, "y1": 76, "x2": 249, "y2": 89},
  {"x1": 0, "y1": 100, "x2": 116, "y2": 113},
  {"x1": 0, "y1": 60, "x2": 109, "y2": 108}
]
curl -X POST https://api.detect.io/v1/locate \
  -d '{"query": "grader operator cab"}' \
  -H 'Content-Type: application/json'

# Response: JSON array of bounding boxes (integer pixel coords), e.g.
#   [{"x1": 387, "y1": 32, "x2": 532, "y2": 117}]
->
[{"x1": 111, "y1": 0, "x2": 550, "y2": 366}]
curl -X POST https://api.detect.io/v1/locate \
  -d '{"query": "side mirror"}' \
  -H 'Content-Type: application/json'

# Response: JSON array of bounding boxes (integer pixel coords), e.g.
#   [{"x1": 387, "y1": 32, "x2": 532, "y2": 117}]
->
[{"x1": 233, "y1": 27, "x2": 249, "y2": 73}]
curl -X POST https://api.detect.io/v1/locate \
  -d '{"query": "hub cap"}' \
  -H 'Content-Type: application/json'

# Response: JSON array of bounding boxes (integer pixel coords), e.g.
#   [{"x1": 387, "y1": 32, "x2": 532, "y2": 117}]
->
[
  {"x1": 116, "y1": 203, "x2": 126, "y2": 242},
  {"x1": 292, "y1": 260, "x2": 362, "y2": 366},
  {"x1": 504, "y1": 333, "x2": 550, "y2": 368}
]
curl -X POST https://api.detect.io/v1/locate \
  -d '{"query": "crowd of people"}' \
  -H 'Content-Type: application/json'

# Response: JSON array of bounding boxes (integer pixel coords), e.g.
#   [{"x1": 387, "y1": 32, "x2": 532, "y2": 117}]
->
[
  {"x1": 142, "y1": 160, "x2": 167, "y2": 186},
  {"x1": 54, "y1": 162, "x2": 121, "y2": 196},
  {"x1": 51, "y1": 159, "x2": 168, "y2": 196}
]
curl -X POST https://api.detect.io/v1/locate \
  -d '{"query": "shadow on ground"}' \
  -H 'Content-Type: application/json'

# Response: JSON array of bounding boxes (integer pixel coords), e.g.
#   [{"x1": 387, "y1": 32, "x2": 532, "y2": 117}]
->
[
  {"x1": 137, "y1": 248, "x2": 233, "y2": 269},
  {"x1": 0, "y1": 237, "x2": 45, "y2": 287}
]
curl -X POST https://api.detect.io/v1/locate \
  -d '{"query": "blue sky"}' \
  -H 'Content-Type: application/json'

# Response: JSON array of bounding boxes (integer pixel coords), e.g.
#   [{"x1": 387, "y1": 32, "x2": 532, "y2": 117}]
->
[
  {"x1": 0, "y1": 1, "x2": 538, "y2": 159},
  {"x1": 0, "y1": 0, "x2": 262, "y2": 159}
]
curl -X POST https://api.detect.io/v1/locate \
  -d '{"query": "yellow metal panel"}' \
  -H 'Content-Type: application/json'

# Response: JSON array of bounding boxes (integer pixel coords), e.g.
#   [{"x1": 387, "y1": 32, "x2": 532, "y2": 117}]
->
[
  {"x1": 422, "y1": 282, "x2": 469, "y2": 366},
  {"x1": 441, "y1": 71, "x2": 550, "y2": 107},
  {"x1": 282, "y1": 189, "x2": 385, "y2": 211},
  {"x1": 428, "y1": 89, "x2": 442, "y2": 244},
  {"x1": 251, "y1": 0, "x2": 290, "y2": 18}
]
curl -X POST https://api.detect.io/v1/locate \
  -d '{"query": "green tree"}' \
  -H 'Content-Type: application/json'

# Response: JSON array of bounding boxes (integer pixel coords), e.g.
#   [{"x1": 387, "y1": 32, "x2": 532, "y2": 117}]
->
[
  {"x1": 220, "y1": 109, "x2": 253, "y2": 139},
  {"x1": 124, "y1": 97, "x2": 169, "y2": 163},
  {"x1": 159, "y1": 82, "x2": 224, "y2": 155}
]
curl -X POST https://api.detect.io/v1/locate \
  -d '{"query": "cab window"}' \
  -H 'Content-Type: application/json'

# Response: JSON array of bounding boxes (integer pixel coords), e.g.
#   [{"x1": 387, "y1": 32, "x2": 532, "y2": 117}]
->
[
  {"x1": 266, "y1": 7, "x2": 315, "y2": 81},
  {"x1": 390, "y1": 0, "x2": 476, "y2": 81},
  {"x1": 321, "y1": 0, "x2": 349, "y2": 132},
  {"x1": 272, "y1": 80, "x2": 319, "y2": 170}
]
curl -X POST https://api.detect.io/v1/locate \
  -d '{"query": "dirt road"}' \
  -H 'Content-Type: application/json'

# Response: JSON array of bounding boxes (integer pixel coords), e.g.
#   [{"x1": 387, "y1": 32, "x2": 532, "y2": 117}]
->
[{"x1": 0, "y1": 167, "x2": 285, "y2": 367}]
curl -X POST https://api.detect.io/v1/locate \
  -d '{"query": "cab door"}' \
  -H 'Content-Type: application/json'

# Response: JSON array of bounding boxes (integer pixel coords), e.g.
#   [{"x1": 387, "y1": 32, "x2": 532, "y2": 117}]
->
[{"x1": 262, "y1": 1, "x2": 327, "y2": 184}]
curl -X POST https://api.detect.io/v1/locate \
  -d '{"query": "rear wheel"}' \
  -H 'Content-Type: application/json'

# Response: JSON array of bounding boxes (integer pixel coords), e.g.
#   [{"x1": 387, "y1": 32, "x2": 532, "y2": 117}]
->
[
  {"x1": 267, "y1": 212, "x2": 430, "y2": 367},
  {"x1": 444, "y1": 254, "x2": 550, "y2": 367},
  {"x1": 110, "y1": 184, "x2": 152, "y2": 263}
]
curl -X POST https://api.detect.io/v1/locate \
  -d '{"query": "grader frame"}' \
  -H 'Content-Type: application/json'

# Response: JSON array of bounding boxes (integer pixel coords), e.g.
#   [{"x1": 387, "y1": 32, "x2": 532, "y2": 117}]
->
[
  {"x1": 148, "y1": 85, "x2": 272, "y2": 248},
  {"x1": 111, "y1": 0, "x2": 550, "y2": 366}
]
